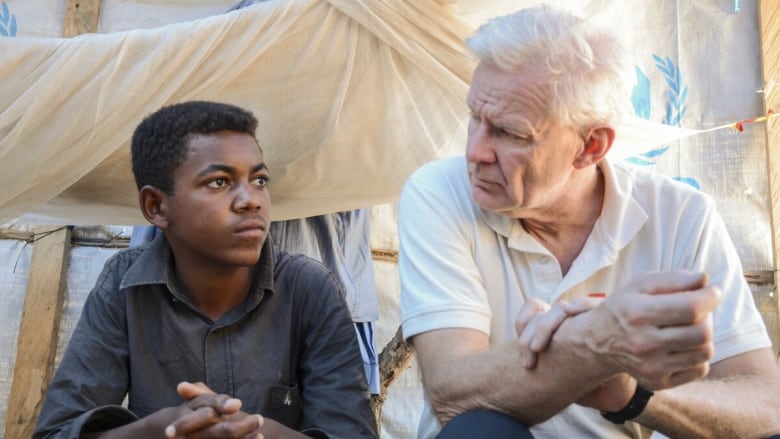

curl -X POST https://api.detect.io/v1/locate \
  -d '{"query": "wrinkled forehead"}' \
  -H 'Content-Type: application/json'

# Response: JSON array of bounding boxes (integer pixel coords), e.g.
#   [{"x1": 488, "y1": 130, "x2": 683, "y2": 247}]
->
[{"x1": 467, "y1": 61, "x2": 554, "y2": 124}]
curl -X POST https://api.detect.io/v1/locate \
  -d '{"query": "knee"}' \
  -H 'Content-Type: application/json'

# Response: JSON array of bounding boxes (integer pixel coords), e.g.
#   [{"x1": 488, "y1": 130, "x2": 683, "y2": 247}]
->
[{"x1": 437, "y1": 410, "x2": 533, "y2": 439}]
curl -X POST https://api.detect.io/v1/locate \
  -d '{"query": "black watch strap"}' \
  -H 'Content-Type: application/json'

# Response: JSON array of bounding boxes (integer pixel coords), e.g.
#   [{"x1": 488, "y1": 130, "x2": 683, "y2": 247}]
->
[{"x1": 601, "y1": 385, "x2": 654, "y2": 424}]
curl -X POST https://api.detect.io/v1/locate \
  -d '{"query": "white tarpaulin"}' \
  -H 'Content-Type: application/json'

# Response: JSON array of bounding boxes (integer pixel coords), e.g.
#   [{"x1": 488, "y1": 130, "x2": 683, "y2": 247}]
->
[
  {"x1": 1, "y1": 0, "x2": 476, "y2": 224},
  {"x1": 1, "y1": 0, "x2": 717, "y2": 226}
]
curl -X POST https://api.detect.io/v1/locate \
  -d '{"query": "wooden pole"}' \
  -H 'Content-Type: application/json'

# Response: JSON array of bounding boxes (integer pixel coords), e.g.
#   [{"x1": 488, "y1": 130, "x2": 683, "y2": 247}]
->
[
  {"x1": 63, "y1": 0, "x2": 101, "y2": 37},
  {"x1": 758, "y1": 0, "x2": 780, "y2": 359},
  {"x1": 3, "y1": 227, "x2": 71, "y2": 438},
  {"x1": 371, "y1": 327, "x2": 414, "y2": 436},
  {"x1": 3, "y1": 2, "x2": 98, "y2": 435}
]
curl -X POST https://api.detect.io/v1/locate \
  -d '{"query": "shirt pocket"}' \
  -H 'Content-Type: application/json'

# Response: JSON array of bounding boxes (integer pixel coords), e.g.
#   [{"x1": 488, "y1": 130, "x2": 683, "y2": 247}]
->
[{"x1": 264, "y1": 384, "x2": 302, "y2": 428}]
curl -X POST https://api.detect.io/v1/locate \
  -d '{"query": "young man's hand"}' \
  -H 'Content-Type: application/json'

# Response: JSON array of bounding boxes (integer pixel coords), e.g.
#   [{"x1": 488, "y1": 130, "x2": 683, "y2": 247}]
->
[
  {"x1": 163, "y1": 381, "x2": 263, "y2": 439},
  {"x1": 168, "y1": 381, "x2": 311, "y2": 439},
  {"x1": 93, "y1": 382, "x2": 262, "y2": 439}
]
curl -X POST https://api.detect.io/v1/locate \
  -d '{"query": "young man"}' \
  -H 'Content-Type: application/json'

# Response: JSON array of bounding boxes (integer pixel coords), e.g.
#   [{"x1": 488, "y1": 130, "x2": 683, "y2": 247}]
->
[{"x1": 34, "y1": 101, "x2": 377, "y2": 439}]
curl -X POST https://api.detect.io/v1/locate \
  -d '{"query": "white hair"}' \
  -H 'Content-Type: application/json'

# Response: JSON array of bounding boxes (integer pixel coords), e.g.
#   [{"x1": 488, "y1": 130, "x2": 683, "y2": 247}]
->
[{"x1": 466, "y1": 5, "x2": 635, "y2": 131}]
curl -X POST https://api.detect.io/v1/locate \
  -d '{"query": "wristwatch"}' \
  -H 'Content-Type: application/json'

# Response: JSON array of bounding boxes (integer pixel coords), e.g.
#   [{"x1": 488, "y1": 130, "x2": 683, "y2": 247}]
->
[{"x1": 601, "y1": 385, "x2": 654, "y2": 424}]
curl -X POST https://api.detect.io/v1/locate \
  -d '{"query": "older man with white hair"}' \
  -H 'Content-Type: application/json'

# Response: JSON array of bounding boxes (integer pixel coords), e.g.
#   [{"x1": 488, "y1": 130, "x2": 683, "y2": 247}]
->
[{"x1": 399, "y1": 5, "x2": 780, "y2": 438}]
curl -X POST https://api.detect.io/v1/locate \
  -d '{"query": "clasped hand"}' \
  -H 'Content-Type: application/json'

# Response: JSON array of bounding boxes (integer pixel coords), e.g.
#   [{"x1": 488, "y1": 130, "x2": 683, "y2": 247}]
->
[
  {"x1": 514, "y1": 271, "x2": 719, "y2": 411},
  {"x1": 163, "y1": 381, "x2": 264, "y2": 439}
]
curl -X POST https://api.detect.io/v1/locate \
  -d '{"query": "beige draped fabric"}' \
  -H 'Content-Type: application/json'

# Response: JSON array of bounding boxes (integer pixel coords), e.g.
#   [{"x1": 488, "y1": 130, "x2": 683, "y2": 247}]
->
[
  {"x1": 0, "y1": 0, "x2": 475, "y2": 224},
  {"x1": 0, "y1": 0, "x2": 700, "y2": 225}
]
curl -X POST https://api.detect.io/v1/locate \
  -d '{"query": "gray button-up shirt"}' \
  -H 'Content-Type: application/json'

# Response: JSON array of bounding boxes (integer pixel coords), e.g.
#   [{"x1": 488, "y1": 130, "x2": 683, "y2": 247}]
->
[{"x1": 34, "y1": 234, "x2": 377, "y2": 438}]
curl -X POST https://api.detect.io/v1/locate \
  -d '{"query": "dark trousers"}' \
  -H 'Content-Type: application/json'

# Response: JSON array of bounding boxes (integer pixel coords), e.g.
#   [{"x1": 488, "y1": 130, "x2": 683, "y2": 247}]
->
[
  {"x1": 436, "y1": 411, "x2": 780, "y2": 439},
  {"x1": 436, "y1": 410, "x2": 534, "y2": 439}
]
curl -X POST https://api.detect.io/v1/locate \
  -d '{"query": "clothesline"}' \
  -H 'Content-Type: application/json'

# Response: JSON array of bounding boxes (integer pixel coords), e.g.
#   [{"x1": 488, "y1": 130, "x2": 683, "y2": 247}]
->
[{"x1": 700, "y1": 109, "x2": 778, "y2": 134}]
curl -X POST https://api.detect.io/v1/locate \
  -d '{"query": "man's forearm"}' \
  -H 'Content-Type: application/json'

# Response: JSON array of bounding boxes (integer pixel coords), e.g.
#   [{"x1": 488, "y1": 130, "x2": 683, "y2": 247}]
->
[
  {"x1": 416, "y1": 319, "x2": 615, "y2": 426},
  {"x1": 638, "y1": 374, "x2": 780, "y2": 438}
]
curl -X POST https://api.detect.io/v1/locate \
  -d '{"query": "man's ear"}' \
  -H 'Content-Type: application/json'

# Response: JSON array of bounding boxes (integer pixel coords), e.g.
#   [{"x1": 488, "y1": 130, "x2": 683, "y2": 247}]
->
[
  {"x1": 138, "y1": 185, "x2": 170, "y2": 229},
  {"x1": 574, "y1": 126, "x2": 615, "y2": 169}
]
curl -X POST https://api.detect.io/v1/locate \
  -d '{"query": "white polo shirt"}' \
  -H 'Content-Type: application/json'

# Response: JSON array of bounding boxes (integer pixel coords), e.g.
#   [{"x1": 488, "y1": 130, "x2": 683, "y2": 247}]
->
[{"x1": 399, "y1": 155, "x2": 771, "y2": 439}]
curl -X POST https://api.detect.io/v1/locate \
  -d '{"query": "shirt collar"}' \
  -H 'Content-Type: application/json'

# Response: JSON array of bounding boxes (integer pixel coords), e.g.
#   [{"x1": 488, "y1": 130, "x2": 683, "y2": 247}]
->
[
  {"x1": 591, "y1": 158, "x2": 649, "y2": 252},
  {"x1": 477, "y1": 158, "x2": 648, "y2": 256},
  {"x1": 120, "y1": 231, "x2": 173, "y2": 289},
  {"x1": 120, "y1": 232, "x2": 276, "y2": 311}
]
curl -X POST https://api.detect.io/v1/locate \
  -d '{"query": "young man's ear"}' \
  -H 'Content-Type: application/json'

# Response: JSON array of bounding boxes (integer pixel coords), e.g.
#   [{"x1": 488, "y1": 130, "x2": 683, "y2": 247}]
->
[
  {"x1": 574, "y1": 126, "x2": 615, "y2": 169},
  {"x1": 138, "y1": 185, "x2": 170, "y2": 229}
]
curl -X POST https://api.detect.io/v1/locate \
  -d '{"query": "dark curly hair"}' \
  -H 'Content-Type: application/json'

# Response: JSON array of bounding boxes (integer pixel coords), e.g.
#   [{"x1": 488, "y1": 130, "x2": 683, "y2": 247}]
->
[{"x1": 131, "y1": 101, "x2": 259, "y2": 194}]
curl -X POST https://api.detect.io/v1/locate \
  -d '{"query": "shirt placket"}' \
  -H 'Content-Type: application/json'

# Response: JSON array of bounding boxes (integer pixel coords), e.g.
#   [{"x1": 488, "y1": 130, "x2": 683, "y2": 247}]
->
[{"x1": 204, "y1": 326, "x2": 234, "y2": 396}]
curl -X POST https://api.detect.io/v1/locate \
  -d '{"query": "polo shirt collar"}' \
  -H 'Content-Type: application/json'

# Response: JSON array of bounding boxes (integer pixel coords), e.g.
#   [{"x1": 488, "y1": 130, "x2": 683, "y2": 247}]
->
[
  {"x1": 478, "y1": 158, "x2": 648, "y2": 264},
  {"x1": 558, "y1": 159, "x2": 648, "y2": 291},
  {"x1": 591, "y1": 159, "x2": 649, "y2": 255}
]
